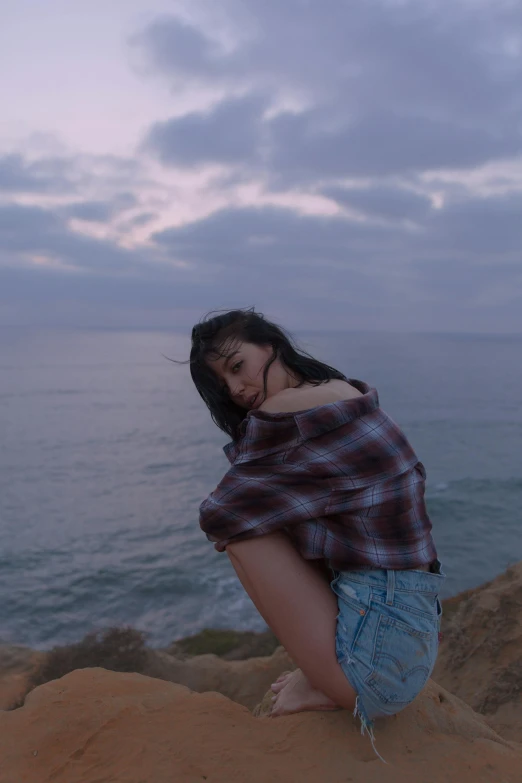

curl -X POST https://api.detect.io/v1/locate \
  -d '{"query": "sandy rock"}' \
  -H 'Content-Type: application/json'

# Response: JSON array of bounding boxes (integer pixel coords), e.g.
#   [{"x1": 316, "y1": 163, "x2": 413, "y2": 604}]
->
[
  {"x1": 434, "y1": 562, "x2": 522, "y2": 741},
  {"x1": 0, "y1": 638, "x2": 294, "y2": 713},
  {"x1": 0, "y1": 667, "x2": 520, "y2": 783},
  {"x1": 144, "y1": 644, "x2": 295, "y2": 710}
]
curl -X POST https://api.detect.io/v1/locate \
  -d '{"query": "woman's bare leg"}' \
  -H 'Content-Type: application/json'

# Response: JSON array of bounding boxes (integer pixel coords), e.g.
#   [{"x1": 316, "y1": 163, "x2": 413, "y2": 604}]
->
[{"x1": 226, "y1": 531, "x2": 357, "y2": 714}]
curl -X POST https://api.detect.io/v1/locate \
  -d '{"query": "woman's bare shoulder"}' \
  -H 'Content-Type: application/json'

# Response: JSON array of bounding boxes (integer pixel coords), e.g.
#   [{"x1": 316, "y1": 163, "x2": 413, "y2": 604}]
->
[{"x1": 258, "y1": 380, "x2": 363, "y2": 414}]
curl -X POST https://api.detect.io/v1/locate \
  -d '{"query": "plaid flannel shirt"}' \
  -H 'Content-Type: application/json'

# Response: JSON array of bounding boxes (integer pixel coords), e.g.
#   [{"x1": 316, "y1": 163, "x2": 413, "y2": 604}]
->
[{"x1": 199, "y1": 379, "x2": 437, "y2": 570}]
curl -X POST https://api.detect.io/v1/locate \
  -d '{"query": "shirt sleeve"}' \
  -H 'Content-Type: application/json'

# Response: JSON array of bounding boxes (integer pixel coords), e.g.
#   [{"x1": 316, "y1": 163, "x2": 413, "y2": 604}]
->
[{"x1": 199, "y1": 462, "x2": 331, "y2": 551}]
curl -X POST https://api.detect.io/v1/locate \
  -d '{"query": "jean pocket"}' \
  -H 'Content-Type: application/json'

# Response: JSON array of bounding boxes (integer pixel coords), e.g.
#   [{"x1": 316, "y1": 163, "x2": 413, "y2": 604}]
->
[
  {"x1": 331, "y1": 575, "x2": 371, "y2": 612},
  {"x1": 390, "y1": 591, "x2": 440, "y2": 623},
  {"x1": 366, "y1": 613, "x2": 434, "y2": 707}
]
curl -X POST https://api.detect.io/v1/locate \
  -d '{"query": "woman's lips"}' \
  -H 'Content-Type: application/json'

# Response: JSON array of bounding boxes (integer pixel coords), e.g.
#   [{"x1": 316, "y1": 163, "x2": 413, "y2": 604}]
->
[{"x1": 249, "y1": 393, "x2": 259, "y2": 408}]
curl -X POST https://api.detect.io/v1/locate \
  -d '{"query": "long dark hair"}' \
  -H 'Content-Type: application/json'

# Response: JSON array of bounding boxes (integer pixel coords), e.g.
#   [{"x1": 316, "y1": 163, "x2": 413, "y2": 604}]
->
[{"x1": 170, "y1": 307, "x2": 348, "y2": 441}]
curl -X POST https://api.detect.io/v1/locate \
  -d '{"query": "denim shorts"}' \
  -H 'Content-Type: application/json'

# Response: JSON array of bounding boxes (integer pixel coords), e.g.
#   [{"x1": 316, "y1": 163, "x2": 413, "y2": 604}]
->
[{"x1": 330, "y1": 561, "x2": 445, "y2": 741}]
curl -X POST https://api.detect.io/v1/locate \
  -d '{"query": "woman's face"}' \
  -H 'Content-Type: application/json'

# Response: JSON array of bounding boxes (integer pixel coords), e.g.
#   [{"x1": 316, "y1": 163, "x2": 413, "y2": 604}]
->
[{"x1": 206, "y1": 339, "x2": 297, "y2": 410}]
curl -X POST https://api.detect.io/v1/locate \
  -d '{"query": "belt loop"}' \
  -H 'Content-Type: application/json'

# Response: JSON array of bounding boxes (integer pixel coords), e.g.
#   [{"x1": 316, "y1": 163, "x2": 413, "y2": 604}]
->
[{"x1": 386, "y1": 569, "x2": 395, "y2": 606}]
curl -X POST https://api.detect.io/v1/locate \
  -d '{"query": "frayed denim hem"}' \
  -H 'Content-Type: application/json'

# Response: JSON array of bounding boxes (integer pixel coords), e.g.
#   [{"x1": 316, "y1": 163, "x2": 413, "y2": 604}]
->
[
  {"x1": 352, "y1": 695, "x2": 388, "y2": 765},
  {"x1": 335, "y1": 647, "x2": 388, "y2": 763}
]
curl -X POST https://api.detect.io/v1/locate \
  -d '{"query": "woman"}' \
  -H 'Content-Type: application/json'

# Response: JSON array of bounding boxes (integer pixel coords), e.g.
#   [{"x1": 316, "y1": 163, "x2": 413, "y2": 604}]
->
[{"x1": 187, "y1": 307, "x2": 444, "y2": 753}]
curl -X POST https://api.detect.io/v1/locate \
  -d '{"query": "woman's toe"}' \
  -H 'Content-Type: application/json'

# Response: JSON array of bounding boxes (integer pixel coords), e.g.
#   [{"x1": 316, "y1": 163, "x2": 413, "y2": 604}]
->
[{"x1": 270, "y1": 670, "x2": 293, "y2": 693}]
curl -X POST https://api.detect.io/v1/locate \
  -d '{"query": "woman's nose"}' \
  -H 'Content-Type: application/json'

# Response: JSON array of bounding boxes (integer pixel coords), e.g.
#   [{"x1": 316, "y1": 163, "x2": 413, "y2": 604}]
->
[{"x1": 232, "y1": 380, "x2": 245, "y2": 398}]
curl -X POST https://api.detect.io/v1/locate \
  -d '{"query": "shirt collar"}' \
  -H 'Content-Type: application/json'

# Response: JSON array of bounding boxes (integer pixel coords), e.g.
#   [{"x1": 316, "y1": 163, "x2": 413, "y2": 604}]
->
[{"x1": 223, "y1": 379, "x2": 379, "y2": 465}]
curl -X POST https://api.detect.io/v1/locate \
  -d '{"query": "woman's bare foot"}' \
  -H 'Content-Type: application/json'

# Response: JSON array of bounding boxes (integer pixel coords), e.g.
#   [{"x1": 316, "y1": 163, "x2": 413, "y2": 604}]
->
[
  {"x1": 270, "y1": 668, "x2": 340, "y2": 717},
  {"x1": 271, "y1": 670, "x2": 294, "y2": 694}
]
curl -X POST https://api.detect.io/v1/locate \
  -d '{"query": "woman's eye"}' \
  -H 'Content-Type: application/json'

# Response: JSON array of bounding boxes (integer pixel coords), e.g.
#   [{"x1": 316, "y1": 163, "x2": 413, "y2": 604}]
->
[{"x1": 220, "y1": 360, "x2": 242, "y2": 394}]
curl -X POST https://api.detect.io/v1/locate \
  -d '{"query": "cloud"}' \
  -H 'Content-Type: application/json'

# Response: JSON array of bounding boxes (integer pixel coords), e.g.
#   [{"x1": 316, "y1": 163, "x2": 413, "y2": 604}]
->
[
  {"x1": 151, "y1": 204, "x2": 401, "y2": 272},
  {"x1": 0, "y1": 204, "x2": 60, "y2": 249},
  {"x1": 126, "y1": 211, "x2": 158, "y2": 228},
  {"x1": 143, "y1": 95, "x2": 521, "y2": 181},
  {"x1": 144, "y1": 94, "x2": 267, "y2": 167},
  {"x1": 64, "y1": 193, "x2": 138, "y2": 223},
  {"x1": 323, "y1": 184, "x2": 433, "y2": 221},
  {"x1": 0, "y1": 153, "x2": 75, "y2": 194},
  {"x1": 136, "y1": 0, "x2": 522, "y2": 180},
  {"x1": 0, "y1": 263, "x2": 208, "y2": 308},
  {"x1": 2, "y1": 1, "x2": 522, "y2": 332},
  {"x1": 151, "y1": 194, "x2": 522, "y2": 313},
  {"x1": 131, "y1": 15, "x2": 225, "y2": 82},
  {"x1": 411, "y1": 256, "x2": 522, "y2": 301},
  {"x1": 427, "y1": 190, "x2": 522, "y2": 257},
  {"x1": 268, "y1": 110, "x2": 522, "y2": 181},
  {"x1": 1, "y1": 189, "x2": 521, "y2": 331},
  {"x1": 0, "y1": 261, "x2": 221, "y2": 330},
  {"x1": 0, "y1": 203, "x2": 139, "y2": 271},
  {"x1": 66, "y1": 201, "x2": 114, "y2": 222}
]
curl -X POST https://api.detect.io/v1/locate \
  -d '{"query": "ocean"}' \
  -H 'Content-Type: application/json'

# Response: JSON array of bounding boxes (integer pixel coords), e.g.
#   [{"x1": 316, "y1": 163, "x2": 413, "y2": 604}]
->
[{"x1": 0, "y1": 328, "x2": 521, "y2": 651}]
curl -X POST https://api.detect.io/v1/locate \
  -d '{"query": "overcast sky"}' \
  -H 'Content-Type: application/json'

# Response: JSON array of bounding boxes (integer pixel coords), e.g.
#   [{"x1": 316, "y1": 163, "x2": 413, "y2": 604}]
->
[{"x1": 1, "y1": 0, "x2": 521, "y2": 333}]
